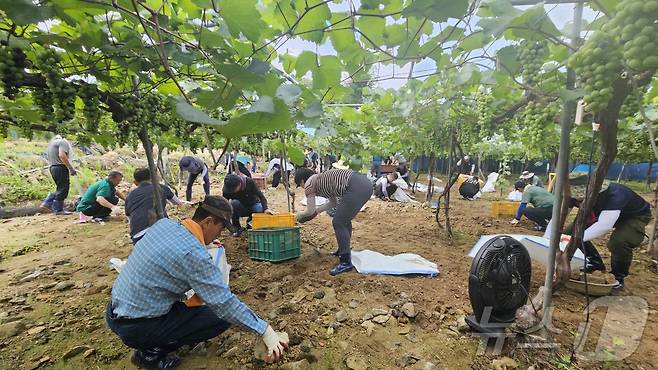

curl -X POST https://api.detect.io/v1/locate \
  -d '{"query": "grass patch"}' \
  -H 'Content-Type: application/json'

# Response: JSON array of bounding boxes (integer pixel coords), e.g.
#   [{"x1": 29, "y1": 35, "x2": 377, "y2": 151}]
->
[{"x1": 0, "y1": 174, "x2": 52, "y2": 204}]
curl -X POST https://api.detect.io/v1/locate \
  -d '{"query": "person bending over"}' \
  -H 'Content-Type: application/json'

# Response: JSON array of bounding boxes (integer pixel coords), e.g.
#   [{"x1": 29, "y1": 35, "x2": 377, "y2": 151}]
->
[
  {"x1": 222, "y1": 174, "x2": 272, "y2": 236},
  {"x1": 510, "y1": 180, "x2": 554, "y2": 231},
  {"x1": 374, "y1": 172, "x2": 399, "y2": 201},
  {"x1": 179, "y1": 156, "x2": 210, "y2": 202},
  {"x1": 106, "y1": 196, "x2": 288, "y2": 370},
  {"x1": 76, "y1": 170, "x2": 126, "y2": 220},
  {"x1": 544, "y1": 172, "x2": 652, "y2": 289},
  {"x1": 125, "y1": 168, "x2": 182, "y2": 244},
  {"x1": 295, "y1": 168, "x2": 372, "y2": 276}
]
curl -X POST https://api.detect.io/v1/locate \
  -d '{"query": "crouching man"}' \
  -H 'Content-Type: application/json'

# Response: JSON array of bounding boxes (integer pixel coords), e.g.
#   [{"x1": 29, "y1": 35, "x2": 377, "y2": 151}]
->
[
  {"x1": 76, "y1": 170, "x2": 126, "y2": 220},
  {"x1": 105, "y1": 196, "x2": 288, "y2": 369}
]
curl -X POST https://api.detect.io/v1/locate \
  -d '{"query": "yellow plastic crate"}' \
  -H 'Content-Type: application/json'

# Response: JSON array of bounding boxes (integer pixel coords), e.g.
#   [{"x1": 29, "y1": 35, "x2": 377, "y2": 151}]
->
[
  {"x1": 252, "y1": 212, "x2": 295, "y2": 229},
  {"x1": 491, "y1": 201, "x2": 520, "y2": 218}
]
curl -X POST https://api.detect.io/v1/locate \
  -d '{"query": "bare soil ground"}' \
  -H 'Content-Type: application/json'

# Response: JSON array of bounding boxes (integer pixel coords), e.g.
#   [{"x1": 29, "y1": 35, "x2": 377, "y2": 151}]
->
[{"x1": 1, "y1": 171, "x2": 657, "y2": 370}]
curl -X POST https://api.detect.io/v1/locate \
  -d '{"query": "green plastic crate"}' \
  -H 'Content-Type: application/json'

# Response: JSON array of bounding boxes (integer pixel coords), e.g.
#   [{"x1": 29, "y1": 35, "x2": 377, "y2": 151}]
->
[{"x1": 248, "y1": 227, "x2": 301, "y2": 262}]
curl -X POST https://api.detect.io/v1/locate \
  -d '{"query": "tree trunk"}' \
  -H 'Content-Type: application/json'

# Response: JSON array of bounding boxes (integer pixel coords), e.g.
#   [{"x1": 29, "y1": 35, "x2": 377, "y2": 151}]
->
[
  {"x1": 139, "y1": 125, "x2": 165, "y2": 220},
  {"x1": 426, "y1": 153, "x2": 436, "y2": 203},
  {"x1": 280, "y1": 133, "x2": 293, "y2": 213},
  {"x1": 648, "y1": 177, "x2": 658, "y2": 258}
]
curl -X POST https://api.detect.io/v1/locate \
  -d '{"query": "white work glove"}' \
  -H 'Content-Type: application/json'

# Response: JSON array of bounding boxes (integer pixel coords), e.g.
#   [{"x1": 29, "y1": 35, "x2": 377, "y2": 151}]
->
[
  {"x1": 510, "y1": 218, "x2": 519, "y2": 225},
  {"x1": 264, "y1": 208, "x2": 276, "y2": 215},
  {"x1": 111, "y1": 206, "x2": 124, "y2": 216},
  {"x1": 261, "y1": 325, "x2": 288, "y2": 363}
]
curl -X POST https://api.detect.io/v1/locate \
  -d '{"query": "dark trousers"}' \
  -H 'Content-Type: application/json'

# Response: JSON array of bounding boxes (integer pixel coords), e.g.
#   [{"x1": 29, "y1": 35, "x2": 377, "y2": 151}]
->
[
  {"x1": 230, "y1": 200, "x2": 263, "y2": 228},
  {"x1": 186, "y1": 166, "x2": 210, "y2": 202},
  {"x1": 105, "y1": 301, "x2": 230, "y2": 353},
  {"x1": 523, "y1": 206, "x2": 553, "y2": 228},
  {"x1": 271, "y1": 168, "x2": 290, "y2": 188},
  {"x1": 49, "y1": 165, "x2": 70, "y2": 201},
  {"x1": 373, "y1": 183, "x2": 398, "y2": 199},
  {"x1": 333, "y1": 174, "x2": 373, "y2": 256},
  {"x1": 81, "y1": 196, "x2": 119, "y2": 218}
]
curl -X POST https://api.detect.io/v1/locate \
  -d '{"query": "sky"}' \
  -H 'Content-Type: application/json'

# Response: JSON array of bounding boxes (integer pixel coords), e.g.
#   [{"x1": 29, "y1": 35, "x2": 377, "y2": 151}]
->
[{"x1": 275, "y1": 1, "x2": 598, "y2": 89}]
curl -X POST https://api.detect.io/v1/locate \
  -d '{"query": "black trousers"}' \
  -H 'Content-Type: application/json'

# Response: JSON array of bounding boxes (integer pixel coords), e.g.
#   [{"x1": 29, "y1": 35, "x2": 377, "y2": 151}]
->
[
  {"x1": 271, "y1": 167, "x2": 290, "y2": 188},
  {"x1": 105, "y1": 301, "x2": 231, "y2": 353},
  {"x1": 81, "y1": 196, "x2": 119, "y2": 218},
  {"x1": 49, "y1": 165, "x2": 70, "y2": 201},
  {"x1": 523, "y1": 206, "x2": 553, "y2": 228}
]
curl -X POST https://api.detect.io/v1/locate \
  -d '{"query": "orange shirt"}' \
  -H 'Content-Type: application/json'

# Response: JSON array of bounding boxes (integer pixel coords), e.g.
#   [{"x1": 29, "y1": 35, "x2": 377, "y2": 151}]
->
[{"x1": 181, "y1": 219, "x2": 206, "y2": 307}]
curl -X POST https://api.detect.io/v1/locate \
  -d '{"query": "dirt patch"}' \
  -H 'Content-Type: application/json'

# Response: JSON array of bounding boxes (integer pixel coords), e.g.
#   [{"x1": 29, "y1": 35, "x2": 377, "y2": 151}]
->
[{"x1": 0, "y1": 184, "x2": 657, "y2": 370}]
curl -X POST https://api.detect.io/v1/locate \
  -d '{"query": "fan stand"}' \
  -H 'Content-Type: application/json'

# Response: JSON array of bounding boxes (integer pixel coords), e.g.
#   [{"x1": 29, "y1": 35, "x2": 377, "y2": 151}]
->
[{"x1": 465, "y1": 312, "x2": 515, "y2": 335}]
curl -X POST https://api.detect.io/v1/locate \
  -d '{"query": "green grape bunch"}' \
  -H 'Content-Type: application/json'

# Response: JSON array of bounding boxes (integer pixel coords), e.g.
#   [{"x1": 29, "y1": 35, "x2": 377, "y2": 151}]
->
[
  {"x1": 518, "y1": 40, "x2": 548, "y2": 86},
  {"x1": 520, "y1": 101, "x2": 559, "y2": 150},
  {"x1": 476, "y1": 89, "x2": 494, "y2": 138},
  {"x1": 603, "y1": 0, "x2": 658, "y2": 71},
  {"x1": 36, "y1": 49, "x2": 77, "y2": 122},
  {"x1": 79, "y1": 83, "x2": 102, "y2": 133},
  {"x1": 0, "y1": 46, "x2": 29, "y2": 99},
  {"x1": 33, "y1": 86, "x2": 55, "y2": 121},
  {"x1": 568, "y1": 31, "x2": 622, "y2": 113}
]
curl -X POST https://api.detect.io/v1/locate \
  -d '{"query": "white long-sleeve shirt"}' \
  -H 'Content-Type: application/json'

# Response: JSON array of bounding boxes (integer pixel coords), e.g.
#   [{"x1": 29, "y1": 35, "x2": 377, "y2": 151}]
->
[
  {"x1": 264, "y1": 158, "x2": 294, "y2": 177},
  {"x1": 543, "y1": 210, "x2": 621, "y2": 241}
]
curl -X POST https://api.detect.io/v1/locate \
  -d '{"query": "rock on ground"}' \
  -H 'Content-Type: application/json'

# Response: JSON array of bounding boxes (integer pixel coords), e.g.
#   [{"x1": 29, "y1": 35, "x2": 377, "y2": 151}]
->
[
  {"x1": 345, "y1": 355, "x2": 368, "y2": 370},
  {"x1": 0, "y1": 321, "x2": 25, "y2": 339},
  {"x1": 491, "y1": 356, "x2": 519, "y2": 370}
]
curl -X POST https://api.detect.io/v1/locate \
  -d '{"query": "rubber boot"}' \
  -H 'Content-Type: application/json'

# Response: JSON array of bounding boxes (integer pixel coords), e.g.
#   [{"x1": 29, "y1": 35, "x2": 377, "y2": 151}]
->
[
  {"x1": 580, "y1": 241, "x2": 605, "y2": 273},
  {"x1": 52, "y1": 200, "x2": 71, "y2": 215},
  {"x1": 330, "y1": 253, "x2": 353, "y2": 276},
  {"x1": 131, "y1": 348, "x2": 181, "y2": 370},
  {"x1": 41, "y1": 193, "x2": 56, "y2": 210},
  {"x1": 610, "y1": 255, "x2": 631, "y2": 290}
]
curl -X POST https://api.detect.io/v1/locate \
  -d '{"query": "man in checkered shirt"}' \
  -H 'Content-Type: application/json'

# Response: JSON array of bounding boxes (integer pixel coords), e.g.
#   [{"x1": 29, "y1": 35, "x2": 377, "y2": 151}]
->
[{"x1": 105, "y1": 196, "x2": 288, "y2": 370}]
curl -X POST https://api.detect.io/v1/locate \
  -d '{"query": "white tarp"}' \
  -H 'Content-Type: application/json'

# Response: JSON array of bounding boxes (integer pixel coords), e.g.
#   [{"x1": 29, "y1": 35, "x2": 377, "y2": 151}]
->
[
  {"x1": 412, "y1": 183, "x2": 445, "y2": 193},
  {"x1": 351, "y1": 249, "x2": 439, "y2": 276},
  {"x1": 391, "y1": 188, "x2": 418, "y2": 203},
  {"x1": 467, "y1": 234, "x2": 585, "y2": 271},
  {"x1": 507, "y1": 190, "x2": 523, "y2": 201},
  {"x1": 481, "y1": 172, "x2": 499, "y2": 193}
]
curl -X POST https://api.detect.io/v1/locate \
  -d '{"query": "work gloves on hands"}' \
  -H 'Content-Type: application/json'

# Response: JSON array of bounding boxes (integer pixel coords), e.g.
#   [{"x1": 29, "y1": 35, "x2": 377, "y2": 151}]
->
[{"x1": 261, "y1": 325, "x2": 288, "y2": 363}]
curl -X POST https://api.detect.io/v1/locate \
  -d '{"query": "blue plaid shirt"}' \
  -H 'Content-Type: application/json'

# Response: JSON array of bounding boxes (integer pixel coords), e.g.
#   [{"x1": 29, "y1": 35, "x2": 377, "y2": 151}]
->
[{"x1": 110, "y1": 218, "x2": 267, "y2": 335}]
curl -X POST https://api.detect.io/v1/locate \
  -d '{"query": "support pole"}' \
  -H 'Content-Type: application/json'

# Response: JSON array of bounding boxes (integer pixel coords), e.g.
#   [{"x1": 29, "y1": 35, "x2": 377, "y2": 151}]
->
[
  {"x1": 541, "y1": 1, "x2": 583, "y2": 327},
  {"x1": 280, "y1": 133, "x2": 292, "y2": 212}
]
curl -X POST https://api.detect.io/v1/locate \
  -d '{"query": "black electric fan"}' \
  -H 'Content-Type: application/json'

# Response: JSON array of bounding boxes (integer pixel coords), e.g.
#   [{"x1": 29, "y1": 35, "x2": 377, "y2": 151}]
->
[{"x1": 467, "y1": 235, "x2": 532, "y2": 334}]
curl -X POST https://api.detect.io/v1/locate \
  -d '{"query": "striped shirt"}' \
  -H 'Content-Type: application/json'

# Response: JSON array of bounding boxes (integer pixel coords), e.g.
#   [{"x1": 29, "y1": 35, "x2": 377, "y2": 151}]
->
[{"x1": 306, "y1": 169, "x2": 354, "y2": 199}]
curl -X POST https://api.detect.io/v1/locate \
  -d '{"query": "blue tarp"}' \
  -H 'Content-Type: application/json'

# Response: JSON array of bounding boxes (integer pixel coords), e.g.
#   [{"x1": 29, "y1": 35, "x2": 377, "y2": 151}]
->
[{"x1": 572, "y1": 162, "x2": 657, "y2": 181}]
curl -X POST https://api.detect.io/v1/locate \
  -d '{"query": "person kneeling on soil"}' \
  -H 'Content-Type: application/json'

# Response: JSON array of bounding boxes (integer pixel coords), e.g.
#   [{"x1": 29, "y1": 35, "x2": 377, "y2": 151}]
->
[
  {"x1": 106, "y1": 196, "x2": 288, "y2": 370},
  {"x1": 76, "y1": 170, "x2": 126, "y2": 220},
  {"x1": 295, "y1": 167, "x2": 373, "y2": 276},
  {"x1": 510, "y1": 180, "x2": 554, "y2": 231},
  {"x1": 222, "y1": 174, "x2": 273, "y2": 237},
  {"x1": 374, "y1": 172, "x2": 399, "y2": 201},
  {"x1": 544, "y1": 172, "x2": 652, "y2": 290},
  {"x1": 125, "y1": 168, "x2": 182, "y2": 244}
]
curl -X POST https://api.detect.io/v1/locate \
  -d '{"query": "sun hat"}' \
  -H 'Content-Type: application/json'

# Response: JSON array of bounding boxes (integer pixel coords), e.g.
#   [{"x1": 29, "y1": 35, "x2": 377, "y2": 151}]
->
[{"x1": 519, "y1": 171, "x2": 534, "y2": 179}]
